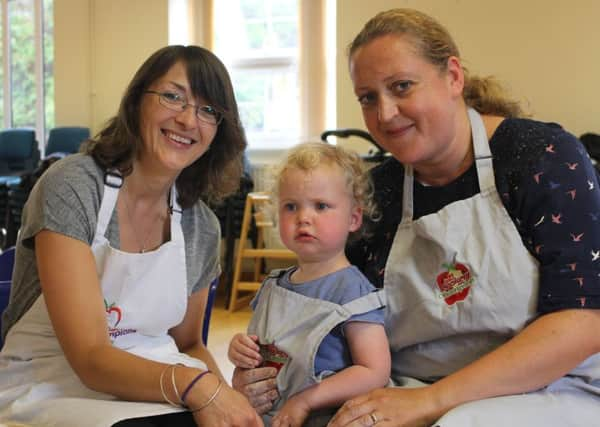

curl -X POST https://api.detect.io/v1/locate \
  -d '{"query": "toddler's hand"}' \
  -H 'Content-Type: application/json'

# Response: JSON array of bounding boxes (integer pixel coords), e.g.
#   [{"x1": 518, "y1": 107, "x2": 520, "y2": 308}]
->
[
  {"x1": 272, "y1": 394, "x2": 311, "y2": 427},
  {"x1": 228, "y1": 333, "x2": 262, "y2": 368}
]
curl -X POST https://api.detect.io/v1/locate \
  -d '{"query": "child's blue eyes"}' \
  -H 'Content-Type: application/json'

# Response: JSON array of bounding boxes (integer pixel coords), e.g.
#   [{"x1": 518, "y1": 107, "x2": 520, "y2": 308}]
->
[{"x1": 281, "y1": 202, "x2": 330, "y2": 211}]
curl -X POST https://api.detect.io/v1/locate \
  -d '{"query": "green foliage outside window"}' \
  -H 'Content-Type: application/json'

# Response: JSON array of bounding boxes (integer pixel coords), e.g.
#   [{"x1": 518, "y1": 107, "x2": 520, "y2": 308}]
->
[{"x1": 0, "y1": 0, "x2": 54, "y2": 136}]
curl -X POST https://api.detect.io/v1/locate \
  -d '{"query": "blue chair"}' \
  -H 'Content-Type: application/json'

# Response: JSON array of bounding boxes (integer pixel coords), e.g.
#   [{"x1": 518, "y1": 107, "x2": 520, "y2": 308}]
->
[
  {"x1": 0, "y1": 128, "x2": 40, "y2": 176},
  {"x1": 0, "y1": 247, "x2": 15, "y2": 349},
  {"x1": 0, "y1": 246, "x2": 15, "y2": 281},
  {"x1": 0, "y1": 280, "x2": 9, "y2": 348},
  {"x1": 202, "y1": 278, "x2": 219, "y2": 345},
  {"x1": 45, "y1": 126, "x2": 90, "y2": 157}
]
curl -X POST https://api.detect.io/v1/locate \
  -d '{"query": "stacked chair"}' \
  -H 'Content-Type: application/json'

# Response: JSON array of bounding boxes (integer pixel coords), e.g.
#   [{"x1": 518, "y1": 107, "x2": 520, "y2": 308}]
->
[
  {"x1": 0, "y1": 129, "x2": 40, "y2": 249},
  {"x1": 45, "y1": 126, "x2": 90, "y2": 156},
  {"x1": 0, "y1": 126, "x2": 90, "y2": 249},
  {"x1": 0, "y1": 128, "x2": 40, "y2": 177}
]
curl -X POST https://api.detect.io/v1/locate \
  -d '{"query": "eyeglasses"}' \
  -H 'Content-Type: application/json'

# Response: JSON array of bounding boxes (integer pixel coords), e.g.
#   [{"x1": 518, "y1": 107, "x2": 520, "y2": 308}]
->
[{"x1": 145, "y1": 90, "x2": 223, "y2": 125}]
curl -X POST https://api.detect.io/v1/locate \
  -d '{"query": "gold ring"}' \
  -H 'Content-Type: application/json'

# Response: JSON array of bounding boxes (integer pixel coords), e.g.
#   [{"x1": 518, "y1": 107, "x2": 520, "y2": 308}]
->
[{"x1": 369, "y1": 412, "x2": 378, "y2": 424}]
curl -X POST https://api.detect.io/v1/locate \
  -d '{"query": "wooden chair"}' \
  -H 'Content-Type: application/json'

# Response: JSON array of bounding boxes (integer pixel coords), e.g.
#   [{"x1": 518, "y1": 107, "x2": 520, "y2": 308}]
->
[{"x1": 228, "y1": 192, "x2": 296, "y2": 312}]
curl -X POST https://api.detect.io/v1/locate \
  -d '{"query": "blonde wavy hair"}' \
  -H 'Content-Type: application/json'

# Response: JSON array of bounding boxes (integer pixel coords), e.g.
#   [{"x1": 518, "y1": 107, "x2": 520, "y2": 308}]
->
[
  {"x1": 348, "y1": 8, "x2": 524, "y2": 118},
  {"x1": 274, "y1": 142, "x2": 378, "y2": 241}
]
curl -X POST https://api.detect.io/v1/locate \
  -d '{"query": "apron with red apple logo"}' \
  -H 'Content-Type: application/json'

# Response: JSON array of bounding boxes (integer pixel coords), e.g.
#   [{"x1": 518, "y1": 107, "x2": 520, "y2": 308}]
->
[
  {"x1": 0, "y1": 176, "x2": 206, "y2": 426},
  {"x1": 384, "y1": 108, "x2": 600, "y2": 424}
]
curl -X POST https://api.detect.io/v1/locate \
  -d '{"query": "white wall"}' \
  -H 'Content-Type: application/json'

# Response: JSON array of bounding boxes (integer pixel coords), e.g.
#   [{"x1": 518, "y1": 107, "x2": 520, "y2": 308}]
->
[
  {"x1": 54, "y1": 0, "x2": 169, "y2": 135},
  {"x1": 54, "y1": 0, "x2": 91, "y2": 128},
  {"x1": 336, "y1": 0, "x2": 600, "y2": 154},
  {"x1": 55, "y1": 1, "x2": 600, "y2": 149}
]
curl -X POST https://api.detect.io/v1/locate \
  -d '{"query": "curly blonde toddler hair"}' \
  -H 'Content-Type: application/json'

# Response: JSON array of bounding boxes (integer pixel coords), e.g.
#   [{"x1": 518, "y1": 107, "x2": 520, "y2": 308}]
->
[{"x1": 275, "y1": 142, "x2": 377, "y2": 241}]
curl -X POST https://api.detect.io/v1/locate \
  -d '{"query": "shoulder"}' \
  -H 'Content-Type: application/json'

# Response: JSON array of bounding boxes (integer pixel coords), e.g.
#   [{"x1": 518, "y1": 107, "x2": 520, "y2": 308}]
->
[
  {"x1": 35, "y1": 153, "x2": 104, "y2": 199},
  {"x1": 27, "y1": 153, "x2": 105, "y2": 220},
  {"x1": 490, "y1": 118, "x2": 586, "y2": 189},
  {"x1": 490, "y1": 117, "x2": 580, "y2": 161},
  {"x1": 42, "y1": 153, "x2": 104, "y2": 182},
  {"x1": 320, "y1": 266, "x2": 377, "y2": 304},
  {"x1": 20, "y1": 154, "x2": 105, "y2": 249}
]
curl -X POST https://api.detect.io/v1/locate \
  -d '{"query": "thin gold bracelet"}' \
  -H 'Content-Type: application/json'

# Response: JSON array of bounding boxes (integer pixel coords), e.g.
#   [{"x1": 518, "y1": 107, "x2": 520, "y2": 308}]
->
[
  {"x1": 190, "y1": 379, "x2": 223, "y2": 413},
  {"x1": 159, "y1": 364, "x2": 180, "y2": 407},
  {"x1": 171, "y1": 363, "x2": 185, "y2": 405}
]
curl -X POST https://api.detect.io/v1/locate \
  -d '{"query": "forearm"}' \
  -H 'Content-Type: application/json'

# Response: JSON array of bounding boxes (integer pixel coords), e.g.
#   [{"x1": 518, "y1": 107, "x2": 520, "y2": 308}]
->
[
  {"x1": 184, "y1": 342, "x2": 225, "y2": 382},
  {"x1": 429, "y1": 309, "x2": 600, "y2": 416},
  {"x1": 77, "y1": 344, "x2": 209, "y2": 404},
  {"x1": 298, "y1": 365, "x2": 389, "y2": 411}
]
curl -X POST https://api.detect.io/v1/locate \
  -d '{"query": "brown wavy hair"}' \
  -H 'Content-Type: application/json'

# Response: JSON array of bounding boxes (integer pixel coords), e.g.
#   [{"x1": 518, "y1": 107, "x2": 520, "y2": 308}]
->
[
  {"x1": 82, "y1": 45, "x2": 246, "y2": 208},
  {"x1": 348, "y1": 8, "x2": 524, "y2": 118}
]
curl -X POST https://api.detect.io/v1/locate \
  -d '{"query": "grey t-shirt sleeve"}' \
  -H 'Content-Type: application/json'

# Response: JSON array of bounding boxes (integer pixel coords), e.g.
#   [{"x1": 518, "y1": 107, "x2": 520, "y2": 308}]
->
[{"x1": 20, "y1": 153, "x2": 103, "y2": 248}]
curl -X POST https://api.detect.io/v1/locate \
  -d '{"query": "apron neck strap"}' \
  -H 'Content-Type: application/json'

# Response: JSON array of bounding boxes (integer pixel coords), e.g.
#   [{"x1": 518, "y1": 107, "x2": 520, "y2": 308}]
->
[
  {"x1": 97, "y1": 170, "x2": 123, "y2": 237},
  {"x1": 168, "y1": 186, "x2": 184, "y2": 231},
  {"x1": 97, "y1": 171, "x2": 183, "y2": 240},
  {"x1": 400, "y1": 108, "x2": 496, "y2": 223},
  {"x1": 342, "y1": 289, "x2": 386, "y2": 315},
  {"x1": 468, "y1": 107, "x2": 495, "y2": 193}
]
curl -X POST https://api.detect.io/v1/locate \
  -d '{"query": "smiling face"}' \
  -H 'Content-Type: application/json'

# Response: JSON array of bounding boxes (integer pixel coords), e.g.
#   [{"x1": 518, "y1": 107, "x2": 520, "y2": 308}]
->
[
  {"x1": 278, "y1": 163, "x2": 362, "y2": 267},
  {"x1": 138, "y1": 61, "x2": 218, "y2": 176},
  {"x1": 350, "y1": 34, "x2": 466, "y2": 172}
]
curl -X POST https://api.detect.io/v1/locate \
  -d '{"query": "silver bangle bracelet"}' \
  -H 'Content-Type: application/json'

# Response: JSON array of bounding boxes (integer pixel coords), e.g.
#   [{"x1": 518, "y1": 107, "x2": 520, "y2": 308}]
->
[{"x1": 191, "y1": 379, "x2": 223, "y2": 413}]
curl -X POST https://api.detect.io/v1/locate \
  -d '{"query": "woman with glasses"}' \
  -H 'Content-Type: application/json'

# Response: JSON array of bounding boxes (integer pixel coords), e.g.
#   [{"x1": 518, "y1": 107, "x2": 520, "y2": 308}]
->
[{"x1": 0, "y1": 45, "x2": 262, "y2": 427}]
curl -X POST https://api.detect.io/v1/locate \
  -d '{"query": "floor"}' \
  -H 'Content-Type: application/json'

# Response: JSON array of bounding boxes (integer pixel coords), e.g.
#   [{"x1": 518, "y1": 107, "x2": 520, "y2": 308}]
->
[{"x1": 206, "y1": 293, "x2": 253, "y2": 384}]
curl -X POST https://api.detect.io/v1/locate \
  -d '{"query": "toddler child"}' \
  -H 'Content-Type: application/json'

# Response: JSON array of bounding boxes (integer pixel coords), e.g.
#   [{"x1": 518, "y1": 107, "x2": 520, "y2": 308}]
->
[{"x1": 228, "y1": 142, "x2": 390, "y2": 427}]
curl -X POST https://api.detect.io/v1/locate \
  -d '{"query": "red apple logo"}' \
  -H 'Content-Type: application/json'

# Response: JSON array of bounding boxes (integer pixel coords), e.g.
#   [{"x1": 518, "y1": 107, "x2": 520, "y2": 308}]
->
[
  {"x1": 436, "y1": 262, "x2": 473, "y2": 305},
  {"x1": 259, "y1": 343, "x2": 289, "y2": 373},
  {"x1": 104, "y1": 299, "x2": 122, "y2": 329}
]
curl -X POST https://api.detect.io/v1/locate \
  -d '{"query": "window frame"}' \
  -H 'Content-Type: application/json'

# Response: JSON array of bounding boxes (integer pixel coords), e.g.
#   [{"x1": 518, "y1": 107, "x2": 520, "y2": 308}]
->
[
  {"x1": 209, "y1": 0, "x2": 330, "y2": 153},
  {"x1": 1, "y1": 0, "x2": 50, "y2": 148}
]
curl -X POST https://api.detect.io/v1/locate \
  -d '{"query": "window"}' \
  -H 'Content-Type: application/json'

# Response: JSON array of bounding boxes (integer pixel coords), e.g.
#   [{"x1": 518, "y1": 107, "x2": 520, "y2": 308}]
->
[
  {"x1": 0, "y1": 0, "x2": 54, "y2": 146},
  {"x1": 213, "y1": 0, "x2": 331, "y2": 151}
]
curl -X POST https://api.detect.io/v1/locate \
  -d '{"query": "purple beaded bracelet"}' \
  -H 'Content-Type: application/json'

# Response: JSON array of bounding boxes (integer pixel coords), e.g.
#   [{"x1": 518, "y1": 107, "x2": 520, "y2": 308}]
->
[{"x1": 181, "y1": 370, "x2": 211, "y2": 406}]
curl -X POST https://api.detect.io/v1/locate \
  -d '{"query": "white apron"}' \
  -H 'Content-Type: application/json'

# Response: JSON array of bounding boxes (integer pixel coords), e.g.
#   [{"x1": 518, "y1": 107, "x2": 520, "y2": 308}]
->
[
  {"x1": 248, "y1": 270, "x2": 386, "y2": 426},
  {"x1": 0, "y1": 175, "x2": 206, "y2": 427},
  {"x1": 384, "y1": 108, "x2": 600, "y2": 426}
]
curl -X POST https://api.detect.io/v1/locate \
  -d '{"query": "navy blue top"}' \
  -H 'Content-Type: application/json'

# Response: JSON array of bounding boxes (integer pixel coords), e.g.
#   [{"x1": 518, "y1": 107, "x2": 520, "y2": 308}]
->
[{"x1": 347, "y1": 117, "x2": 600, "y2": 313}]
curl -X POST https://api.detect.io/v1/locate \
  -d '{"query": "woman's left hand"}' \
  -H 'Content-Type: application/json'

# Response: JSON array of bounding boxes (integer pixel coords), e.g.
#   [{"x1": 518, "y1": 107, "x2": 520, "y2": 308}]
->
[{"x1": 327, "y1": 387, "x2": 440, "y2": 427}]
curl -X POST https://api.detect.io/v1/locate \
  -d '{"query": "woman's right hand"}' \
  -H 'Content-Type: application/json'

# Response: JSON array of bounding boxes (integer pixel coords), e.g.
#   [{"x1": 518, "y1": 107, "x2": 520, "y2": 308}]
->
[
  {"x1": 192, "y1": 380, "x2": 264, "y2": 426},
  {"x1": 232, "y1": 366, "x2": 279, "y2": 415}
]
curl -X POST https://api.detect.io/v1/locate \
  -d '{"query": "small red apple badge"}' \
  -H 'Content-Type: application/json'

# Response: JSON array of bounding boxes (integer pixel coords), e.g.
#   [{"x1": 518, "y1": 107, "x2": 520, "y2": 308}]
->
[
  {"x1": 104, "y1": 299, "x2": 123, "y2": 329},
  {"x1": 436, "y1": 261, "x2": 474, "y2": 305}
]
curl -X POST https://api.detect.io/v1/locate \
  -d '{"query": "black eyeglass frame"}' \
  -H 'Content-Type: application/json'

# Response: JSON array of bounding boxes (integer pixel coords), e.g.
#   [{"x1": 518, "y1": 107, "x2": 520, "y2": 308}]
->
[{"x1": 145, "y1": 90, "x2": 223, "y2": 125}]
